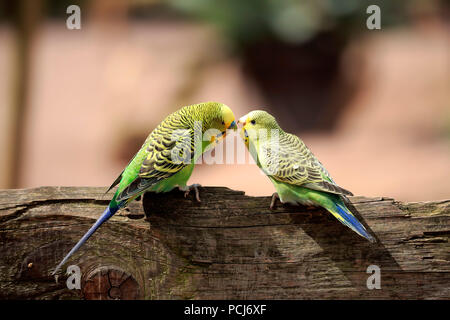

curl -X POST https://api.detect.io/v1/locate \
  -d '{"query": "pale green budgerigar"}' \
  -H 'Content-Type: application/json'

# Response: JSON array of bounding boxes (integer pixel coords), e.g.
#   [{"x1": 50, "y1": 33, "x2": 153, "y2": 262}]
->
[
  {"x1": 53, "y1": 102, "x2": 237, "y2": 274},
  {"x1": 238, "y1": 110, "x2": 375, "y2": 242}
]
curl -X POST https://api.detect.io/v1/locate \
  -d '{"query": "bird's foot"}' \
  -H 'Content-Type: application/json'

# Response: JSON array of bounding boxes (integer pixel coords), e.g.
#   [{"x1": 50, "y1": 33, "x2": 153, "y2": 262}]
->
[
  {"x1": 270, "y1": 192, "x2": 279, "y2": 210},
  {"x1": 179, "y1": 184, "x2": 202, "y2": 202}
]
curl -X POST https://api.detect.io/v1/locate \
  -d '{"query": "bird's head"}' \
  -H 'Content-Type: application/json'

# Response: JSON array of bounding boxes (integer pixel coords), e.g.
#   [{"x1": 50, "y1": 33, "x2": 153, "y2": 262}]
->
[{"x1": 237, "y1": 110, "x2": 280, "y2": 146}]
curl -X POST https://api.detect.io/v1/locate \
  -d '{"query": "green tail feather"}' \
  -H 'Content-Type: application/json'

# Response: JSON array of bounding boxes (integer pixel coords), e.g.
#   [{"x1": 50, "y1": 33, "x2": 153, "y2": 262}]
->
[{"x1": 282, "y1": 183, "x2": 376, "y2": 242}]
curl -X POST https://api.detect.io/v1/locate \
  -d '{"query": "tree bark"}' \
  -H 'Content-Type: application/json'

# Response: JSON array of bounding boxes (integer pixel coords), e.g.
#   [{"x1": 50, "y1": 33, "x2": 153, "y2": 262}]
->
[{"x1": 0, "y1": 186, "x2": 448, "y2": 299}]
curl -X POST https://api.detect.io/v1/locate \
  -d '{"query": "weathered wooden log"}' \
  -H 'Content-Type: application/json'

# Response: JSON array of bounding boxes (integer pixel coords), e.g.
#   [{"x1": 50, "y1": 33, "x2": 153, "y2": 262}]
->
[{"x1": 0, "y1": 186, "x2": 448, "y2": 299}]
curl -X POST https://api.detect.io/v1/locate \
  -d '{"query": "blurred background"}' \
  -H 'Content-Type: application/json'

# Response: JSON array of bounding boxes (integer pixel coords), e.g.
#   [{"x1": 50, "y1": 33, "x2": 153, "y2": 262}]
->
[{"x1": 0, "y1": 0, "x2": 449, "y2": 201}]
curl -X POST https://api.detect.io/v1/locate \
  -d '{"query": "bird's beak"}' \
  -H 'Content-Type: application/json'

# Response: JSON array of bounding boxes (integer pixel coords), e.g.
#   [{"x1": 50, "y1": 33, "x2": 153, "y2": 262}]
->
[
  {"x1": 237, "y1": 116, "x2": 247, "y2": 126},
  {"x1": 228, "y1": 120, "x2": 237, "y2": 131}
]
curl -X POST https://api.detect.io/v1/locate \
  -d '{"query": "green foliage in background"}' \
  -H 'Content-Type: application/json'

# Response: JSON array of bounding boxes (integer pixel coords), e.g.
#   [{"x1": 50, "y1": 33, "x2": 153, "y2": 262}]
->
[
  {"x1": 166, "y1": 0, "x2": 411, "y2": 49},
  {"x1": 1, "y1": 0, "x2": 441, "y2": 50}
]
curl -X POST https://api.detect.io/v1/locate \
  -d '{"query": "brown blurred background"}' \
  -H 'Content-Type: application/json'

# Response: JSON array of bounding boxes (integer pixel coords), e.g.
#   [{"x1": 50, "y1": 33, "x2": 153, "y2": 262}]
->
[{"x1": 0, "y1": 0, "x2": 449, "y2": 201}]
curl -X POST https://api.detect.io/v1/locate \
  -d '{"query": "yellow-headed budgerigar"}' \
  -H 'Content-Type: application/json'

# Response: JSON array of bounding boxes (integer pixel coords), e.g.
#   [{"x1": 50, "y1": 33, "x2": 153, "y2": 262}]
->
[
  {"x1": 53, "y1": 102, "x2": 237, "y2": 274},
  {"x1": 238, "y1": 110, "x2": 375, "y2": 242}
]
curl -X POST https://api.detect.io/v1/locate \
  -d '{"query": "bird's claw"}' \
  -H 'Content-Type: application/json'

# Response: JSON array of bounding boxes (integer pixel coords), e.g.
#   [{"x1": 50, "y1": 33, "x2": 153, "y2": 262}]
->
[
  {"x1": 270, "y1": 192, "x2": 279, "y2": 210},
  {"x1": 180, "y1": 184, "x2": 202, "y2": 202}
]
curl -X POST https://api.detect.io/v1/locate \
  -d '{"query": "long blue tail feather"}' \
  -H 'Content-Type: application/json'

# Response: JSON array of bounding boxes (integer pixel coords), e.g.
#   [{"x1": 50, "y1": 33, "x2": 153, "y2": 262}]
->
[{"x1": 52, "y1": 205, "x2": 119, "y2": 275}]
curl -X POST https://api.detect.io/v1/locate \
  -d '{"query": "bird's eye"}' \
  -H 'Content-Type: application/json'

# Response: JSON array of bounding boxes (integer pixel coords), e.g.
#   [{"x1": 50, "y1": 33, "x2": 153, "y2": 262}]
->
[
  {"x1": 221, "y1": 121, "x2": 225, "y2": 125},
  {"x1": 251, "y1": 120, "x2": 256, "y2": 125}
]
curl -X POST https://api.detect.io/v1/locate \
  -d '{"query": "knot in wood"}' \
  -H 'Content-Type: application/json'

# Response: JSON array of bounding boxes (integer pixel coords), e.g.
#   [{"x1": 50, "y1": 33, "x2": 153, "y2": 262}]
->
[{"x1": 82, "y1": 266, "x2": 140, "y2": 300}]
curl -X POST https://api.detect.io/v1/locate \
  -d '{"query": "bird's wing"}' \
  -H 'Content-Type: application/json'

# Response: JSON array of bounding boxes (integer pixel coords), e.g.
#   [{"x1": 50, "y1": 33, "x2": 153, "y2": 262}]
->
[
  {"x1": 116, "y1": 117, "x2": 199, "y2": 202},
  {"x1": 261, "y1": 133, "x2": 353, "y2": 197}
]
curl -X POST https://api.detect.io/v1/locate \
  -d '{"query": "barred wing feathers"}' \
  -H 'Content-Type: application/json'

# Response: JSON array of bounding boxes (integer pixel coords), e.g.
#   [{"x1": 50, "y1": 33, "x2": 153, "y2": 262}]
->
[{"x1": 261, "y1": 133, "x2": 353, "y2": 197}]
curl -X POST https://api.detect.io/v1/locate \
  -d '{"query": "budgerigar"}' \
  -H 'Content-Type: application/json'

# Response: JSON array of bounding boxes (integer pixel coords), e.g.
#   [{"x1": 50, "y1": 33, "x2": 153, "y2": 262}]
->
[
  {"x1": 238, "y1": 110, "x2": 375, "y2": 242},
  {"x1": 53, "y1": 102, "x2": 237, "y2": 274}
]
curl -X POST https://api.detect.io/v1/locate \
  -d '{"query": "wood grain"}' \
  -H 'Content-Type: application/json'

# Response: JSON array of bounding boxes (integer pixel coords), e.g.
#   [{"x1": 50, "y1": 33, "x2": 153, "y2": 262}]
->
[{"x1": 0, "y1": 186, "x2": 448, "y2": 299}]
